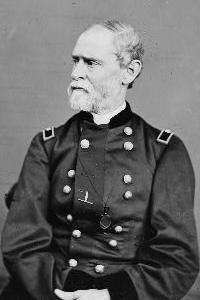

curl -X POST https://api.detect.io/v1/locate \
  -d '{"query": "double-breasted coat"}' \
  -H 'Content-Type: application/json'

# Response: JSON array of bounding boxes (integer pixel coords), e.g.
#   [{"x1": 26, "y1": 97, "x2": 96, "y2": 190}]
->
[{"x1": 1, "y1": 102, "x2": 199, "y2": 299}]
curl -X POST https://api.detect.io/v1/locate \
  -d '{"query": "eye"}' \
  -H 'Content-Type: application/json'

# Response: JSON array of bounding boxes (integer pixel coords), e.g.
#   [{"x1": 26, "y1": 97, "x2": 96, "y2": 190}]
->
[
  {"x1": 72, "y1": 57, "x2": 79, "y2": 64},
  {"x1": 87, "y1": 60, "x2": 95, "y2": 66},
  {"x1": 85, "y1": 59, "x2": 99, "y2": 68}
]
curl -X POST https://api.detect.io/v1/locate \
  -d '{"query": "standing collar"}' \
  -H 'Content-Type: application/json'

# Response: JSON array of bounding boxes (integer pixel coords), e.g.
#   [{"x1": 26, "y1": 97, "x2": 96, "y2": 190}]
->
[
  {"x1": 78, "y1": 101, "x2": 133, "y2": 129},
  {"x1": 92, "y1": 102, "x2": 126, "y2": 125}
]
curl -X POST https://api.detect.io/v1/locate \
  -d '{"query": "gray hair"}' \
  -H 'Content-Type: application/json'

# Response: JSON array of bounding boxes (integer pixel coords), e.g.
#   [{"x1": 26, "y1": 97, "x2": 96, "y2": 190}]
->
[{"x1": 92, "y1": 20, "x2": 144, "y2": 88}]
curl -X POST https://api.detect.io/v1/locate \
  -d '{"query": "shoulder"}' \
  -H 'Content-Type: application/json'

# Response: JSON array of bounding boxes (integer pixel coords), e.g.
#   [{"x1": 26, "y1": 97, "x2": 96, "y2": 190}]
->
[
  {"x1": 134, "y1": 115, "x2": 195, "y2": 184},
  {"x1": 26, "y1": 112, "x2": 81, "y2": 157},
  {"x1": 135, "y1": 114, "x2": 174, "y2": 145},
  {"x1": 133, "y1": 113, "x2": 190, "y2": 162},
  {"x1": 42, "y1": 113, "x2": 81, "y2": 141},
  {"x1": 32, "y1": 112, "x2": 80, "y2": 144},
  {"x1": 143, "y1": 119, "x2": 193, "y2": 176}
]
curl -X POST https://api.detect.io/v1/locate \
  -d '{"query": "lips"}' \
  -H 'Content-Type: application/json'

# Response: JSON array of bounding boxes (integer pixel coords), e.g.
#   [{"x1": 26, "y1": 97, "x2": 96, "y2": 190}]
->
[
  {"x1": 72, "y1": 86, "x2": 85, "y2": 90},
  {"x1": 71, "y1": 86, "x2": 88, "y2": 93}
]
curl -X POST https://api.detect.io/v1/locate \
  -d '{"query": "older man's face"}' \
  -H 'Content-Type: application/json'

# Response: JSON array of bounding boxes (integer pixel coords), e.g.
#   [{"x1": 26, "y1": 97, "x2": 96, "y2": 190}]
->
[{"x1": 68, "y1": 25, "x2": 124, "y2": 114}]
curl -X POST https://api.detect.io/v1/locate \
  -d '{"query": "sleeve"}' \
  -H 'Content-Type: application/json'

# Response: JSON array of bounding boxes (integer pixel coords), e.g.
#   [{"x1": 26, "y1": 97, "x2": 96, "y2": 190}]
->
[
  {"x1": 1, "y1": 133, "x2": 57, "y2": 300},
  {"x1": 96, "y1": 136, "x2": 199, "y2": 300},
  {"x1": 4, "y1": 182, "x2": 18, "y2": 209}
]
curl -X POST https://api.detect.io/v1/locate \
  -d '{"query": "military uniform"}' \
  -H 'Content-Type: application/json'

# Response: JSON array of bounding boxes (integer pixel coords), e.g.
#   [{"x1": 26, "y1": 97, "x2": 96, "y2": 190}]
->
[{"x1": 1, "y1": 102, "x2": 199, "y2": 300}]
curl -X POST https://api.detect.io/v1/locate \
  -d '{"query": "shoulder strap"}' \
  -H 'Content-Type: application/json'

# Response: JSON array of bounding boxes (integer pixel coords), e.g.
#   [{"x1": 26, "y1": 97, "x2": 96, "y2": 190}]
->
[{"x1": 156, "y1": 129, "x2": 174, "y2": 145}]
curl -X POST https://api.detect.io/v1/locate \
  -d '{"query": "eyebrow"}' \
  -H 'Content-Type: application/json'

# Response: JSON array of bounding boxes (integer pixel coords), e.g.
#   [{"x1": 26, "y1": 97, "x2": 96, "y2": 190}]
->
[{"x1": 71, "y1": 54, "x2": 103, "y2": 64}]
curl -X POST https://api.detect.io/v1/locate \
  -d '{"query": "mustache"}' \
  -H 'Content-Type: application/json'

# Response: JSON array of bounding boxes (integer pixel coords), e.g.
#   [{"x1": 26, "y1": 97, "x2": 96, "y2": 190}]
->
[{"x1": 69, "y1": 80, "x2": 92, "y2": 93}]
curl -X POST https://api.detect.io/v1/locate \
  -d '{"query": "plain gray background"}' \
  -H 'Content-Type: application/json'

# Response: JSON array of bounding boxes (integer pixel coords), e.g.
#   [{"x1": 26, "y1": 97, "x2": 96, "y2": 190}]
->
[{"x1": 0, "y1": 0, "x2": 199, "y2": 298}]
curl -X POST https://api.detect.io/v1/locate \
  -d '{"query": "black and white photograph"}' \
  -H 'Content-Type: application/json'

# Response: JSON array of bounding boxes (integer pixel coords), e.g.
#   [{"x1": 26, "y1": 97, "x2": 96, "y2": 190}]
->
[{"x1": 0, "y1": 1, "x2": 199, "y2": 299}]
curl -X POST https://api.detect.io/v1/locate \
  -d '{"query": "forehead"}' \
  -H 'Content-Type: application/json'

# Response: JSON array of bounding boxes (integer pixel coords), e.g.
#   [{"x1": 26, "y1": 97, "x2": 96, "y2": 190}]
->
[{"x1": 72, "y1": 26, "x2": 116, "y2": 60}]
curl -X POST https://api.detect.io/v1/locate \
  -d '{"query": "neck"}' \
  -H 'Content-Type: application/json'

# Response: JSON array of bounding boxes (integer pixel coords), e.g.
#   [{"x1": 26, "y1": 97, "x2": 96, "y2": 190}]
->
[
  {"x1": 92, "y1": 101, "x2": 126, "y2": 125},
  {"x1": 96, "y1": 88, "x2": 127, "y2": 115}
]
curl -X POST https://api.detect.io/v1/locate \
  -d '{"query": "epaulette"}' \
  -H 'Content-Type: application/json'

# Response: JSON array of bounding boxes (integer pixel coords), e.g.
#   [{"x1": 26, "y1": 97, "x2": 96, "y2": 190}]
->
[
  {"x1": 156, "y1": 129, "x2": 174, "y2": 145},
  {"x1": 42, "y1": 126, "x2": 55, "y2": 141}
]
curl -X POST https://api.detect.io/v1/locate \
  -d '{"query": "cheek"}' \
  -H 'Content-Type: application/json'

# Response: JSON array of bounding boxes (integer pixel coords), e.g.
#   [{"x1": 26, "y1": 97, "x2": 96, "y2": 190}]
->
[
  {"x1": 88, "y1": 67, "x2": 121, "y2": 83},
  {"x1": 89, "y1": 71, "x2": 122, "y2": 92}
]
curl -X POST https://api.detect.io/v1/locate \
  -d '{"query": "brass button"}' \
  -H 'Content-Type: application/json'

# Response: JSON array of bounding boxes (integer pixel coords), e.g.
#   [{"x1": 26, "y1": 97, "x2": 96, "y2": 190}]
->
[
  {"x1": 69, "y1": 259, "x2": 77, "y2": 267},
  {"x1": 124, "y1": 141, "x2": 134, "y2": 151},
  {"x1": 123, "y1": 174, "x2": 132, "y2": 184},
  {"x1": 68, "y1": 169, "x2": 75, "y2": 178},
  {"x1": 80, "y1": 139, "x2": 90, "y2": 149},
  {"x1": 109, "y1": 239, "x2": 118, "y2": 247},
  {"x1": 72, "y1": 229, "x2": 81, "y2": 238},
  {"x1": 63, "y1": 185, "x2": 71, "y2": 194},
  {"x1": 114, "y1": 225, "x2": 123, "y2": 233},
  {"x1": 95, "y1": 264, "x2": 104, "y2": 273},
  {"x1": 66, "y1": 214, "x2": 73, "y2": 222},
  {"x1": 124, "y1": 191, "x2": 132, "y2": 199},
  {"x1": 124, "y1": 127, "x2": 133, "y2": 136}
]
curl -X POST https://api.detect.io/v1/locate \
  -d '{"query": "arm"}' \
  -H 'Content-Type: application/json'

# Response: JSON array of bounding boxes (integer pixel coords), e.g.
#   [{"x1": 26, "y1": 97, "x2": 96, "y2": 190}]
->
[
  {"x1": 1, "y1": 133, "x2": 57, "y2": 300},
  {"x1": 95, "y1": 136, "x2": 199, "y2": 300}
]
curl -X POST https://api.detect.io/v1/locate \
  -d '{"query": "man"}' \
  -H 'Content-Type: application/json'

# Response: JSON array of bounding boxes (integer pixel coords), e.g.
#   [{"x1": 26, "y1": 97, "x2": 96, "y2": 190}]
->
[{"x1": 1, "y1": 20, "x2": 199, "y2": 300}]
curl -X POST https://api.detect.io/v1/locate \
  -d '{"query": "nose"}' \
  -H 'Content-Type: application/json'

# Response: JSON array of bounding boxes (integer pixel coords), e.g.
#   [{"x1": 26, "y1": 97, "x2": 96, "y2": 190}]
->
[{"x1": 71, "y1": 59, "x2": 86, "y2": 80}]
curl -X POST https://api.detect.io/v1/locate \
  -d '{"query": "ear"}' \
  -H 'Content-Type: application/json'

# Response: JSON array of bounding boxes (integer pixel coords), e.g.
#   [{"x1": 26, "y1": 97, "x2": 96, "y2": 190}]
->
[{"x1": 122, "y1": 60, "x2": 142, "y2": 86}]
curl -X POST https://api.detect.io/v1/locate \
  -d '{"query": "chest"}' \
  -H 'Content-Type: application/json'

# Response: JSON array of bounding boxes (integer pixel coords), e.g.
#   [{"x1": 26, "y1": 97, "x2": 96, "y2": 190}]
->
[{"x1": 50, "y1": 123, "x2": 155, "y2": 228}]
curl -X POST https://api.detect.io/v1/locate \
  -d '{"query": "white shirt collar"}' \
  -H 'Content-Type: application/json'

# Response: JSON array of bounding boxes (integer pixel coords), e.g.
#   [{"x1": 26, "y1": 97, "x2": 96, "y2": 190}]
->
[{"x1": 92, "y1": 102, "x2": 126, "y2": 125}]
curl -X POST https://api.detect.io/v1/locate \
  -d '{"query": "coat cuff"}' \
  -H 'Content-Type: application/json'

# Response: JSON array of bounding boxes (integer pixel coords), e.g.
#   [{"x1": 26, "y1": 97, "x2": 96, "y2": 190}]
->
[{"x1": 95, "y1": 270, "x2": 138, "y2": 300}]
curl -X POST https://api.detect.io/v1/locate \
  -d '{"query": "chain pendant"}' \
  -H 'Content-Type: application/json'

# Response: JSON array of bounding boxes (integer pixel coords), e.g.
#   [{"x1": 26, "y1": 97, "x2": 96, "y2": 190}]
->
[{"x1": 99, "y1": 205, "x2": 111, "y2": 229}]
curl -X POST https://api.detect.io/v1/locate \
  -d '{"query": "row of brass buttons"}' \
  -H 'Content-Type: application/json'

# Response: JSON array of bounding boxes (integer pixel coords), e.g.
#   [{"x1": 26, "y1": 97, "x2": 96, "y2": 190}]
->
[
  {"x1": 80, "y1": 126, "x2": 134, "y2": 151},
  {"x1": 65, "y1": 126, "x2": 134, "y2": 273},
  {"x1": 71, "y1": 227, "x2": 119, "y2": 247},
  {"x1": 63, "y1": 175, "x2": 133, "y2": 199},
  {"x1": 80, "y1": 139, "x2": 134, "y2": 151},
  {"x1": 68, "y1": 259, "x2": 105, "y2": 274}
]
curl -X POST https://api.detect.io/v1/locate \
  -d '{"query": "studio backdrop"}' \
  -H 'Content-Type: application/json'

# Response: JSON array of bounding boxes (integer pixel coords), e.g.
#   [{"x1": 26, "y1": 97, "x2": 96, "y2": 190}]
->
[{"x1": 0, "y1": 0, "x2": 199, "y2": 298}]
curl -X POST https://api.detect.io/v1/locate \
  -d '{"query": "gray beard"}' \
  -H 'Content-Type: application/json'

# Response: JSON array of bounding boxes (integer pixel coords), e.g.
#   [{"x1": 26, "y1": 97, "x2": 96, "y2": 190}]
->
[
  {"x1": 68, "y1": 89, "x2": 107, "y2": 114},
  {"x1": 67, "y1": 77, "x2": 123, "y2": 114}
]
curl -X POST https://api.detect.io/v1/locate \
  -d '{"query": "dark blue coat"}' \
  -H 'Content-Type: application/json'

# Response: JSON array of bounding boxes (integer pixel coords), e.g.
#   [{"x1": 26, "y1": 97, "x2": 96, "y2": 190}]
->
[{"x1": 1, "y1": 103, "x2": 199, "y2": 299}]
